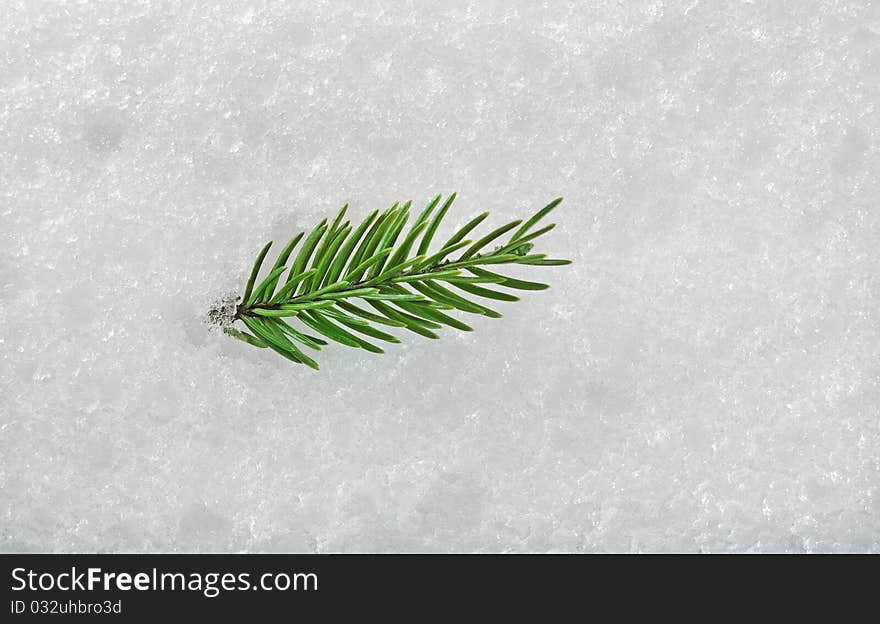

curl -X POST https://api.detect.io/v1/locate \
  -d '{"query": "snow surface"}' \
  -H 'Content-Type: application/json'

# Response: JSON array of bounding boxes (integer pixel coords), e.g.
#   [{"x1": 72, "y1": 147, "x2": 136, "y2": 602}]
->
[{"x1": 1, "y1": 1, "x2": 878, "y2": 553}]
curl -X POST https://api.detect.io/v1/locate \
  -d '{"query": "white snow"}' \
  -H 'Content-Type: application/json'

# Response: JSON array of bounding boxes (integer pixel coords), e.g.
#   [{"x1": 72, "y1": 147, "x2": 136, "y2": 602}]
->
[{"x1": 1, "y1": 1, "x2": 878, "y2": 553}]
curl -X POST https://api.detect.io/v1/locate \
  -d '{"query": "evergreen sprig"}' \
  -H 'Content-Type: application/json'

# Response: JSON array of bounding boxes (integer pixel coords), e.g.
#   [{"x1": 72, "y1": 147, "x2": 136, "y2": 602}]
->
[{"x1": 220, "y1": 194, "x2": 570, "y2": 368}]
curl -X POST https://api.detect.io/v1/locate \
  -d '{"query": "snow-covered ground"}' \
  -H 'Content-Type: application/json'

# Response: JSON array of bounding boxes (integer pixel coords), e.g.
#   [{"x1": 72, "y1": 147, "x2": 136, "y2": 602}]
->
[{"x1": 1, "y1": 1, "x2": 878, "y2": 552}]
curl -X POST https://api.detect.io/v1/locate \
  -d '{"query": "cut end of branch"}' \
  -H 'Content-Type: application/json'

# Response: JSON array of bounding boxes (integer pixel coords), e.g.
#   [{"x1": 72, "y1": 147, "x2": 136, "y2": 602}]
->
[{"x1": 206, "y1": 293, "x2": 241, "y2": 329}]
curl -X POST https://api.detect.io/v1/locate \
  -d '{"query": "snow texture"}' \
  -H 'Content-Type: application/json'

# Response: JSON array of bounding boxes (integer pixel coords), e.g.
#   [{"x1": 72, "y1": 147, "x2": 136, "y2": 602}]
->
[{"x1": 1, "y1": 1, "x2": 878, "y2": 553}]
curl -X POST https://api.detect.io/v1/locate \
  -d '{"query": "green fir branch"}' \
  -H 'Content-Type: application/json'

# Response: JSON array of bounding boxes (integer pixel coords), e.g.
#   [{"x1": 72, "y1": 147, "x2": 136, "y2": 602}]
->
[{"x1": 219, "y1": 194, "x2": 571, "y2": 369}]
